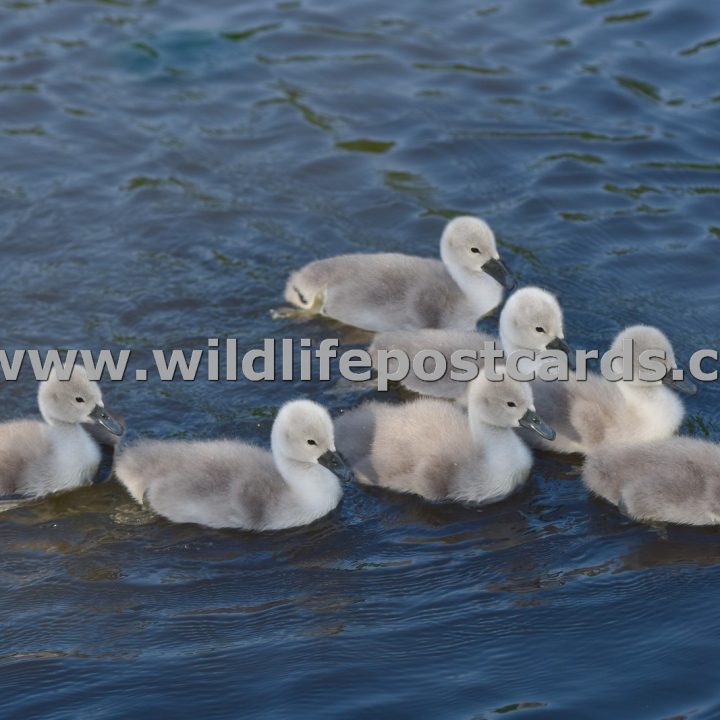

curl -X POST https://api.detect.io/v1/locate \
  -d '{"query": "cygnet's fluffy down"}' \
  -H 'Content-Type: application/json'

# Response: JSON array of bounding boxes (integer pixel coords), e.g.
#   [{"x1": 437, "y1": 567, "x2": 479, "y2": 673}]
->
[{"x1": 584, "y1": 437, "x2": 720, "y2": 526}]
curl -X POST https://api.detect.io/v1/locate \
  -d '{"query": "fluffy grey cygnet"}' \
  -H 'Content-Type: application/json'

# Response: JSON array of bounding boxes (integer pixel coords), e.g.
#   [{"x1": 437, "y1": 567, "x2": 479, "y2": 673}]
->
[
  {"x1": 520, "y1": 325, "x2": 696, "y2": 455},
  {"x1": 0, "y1": 366, "x2": 124, "y2": 498},
  {"x1": 114, "y1": 400, "x2": 348, "y2": 531},
  {"x1": 335, "y1": 370, "x2": 555, "y2": 505},
  {"x1": 284, "y1": 216, "x2": 515, "y2": 332}
]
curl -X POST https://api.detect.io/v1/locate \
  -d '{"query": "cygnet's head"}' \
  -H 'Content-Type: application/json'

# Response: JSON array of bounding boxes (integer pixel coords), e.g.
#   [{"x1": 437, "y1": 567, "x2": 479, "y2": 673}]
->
[
  {"x1": 499, "y1": 287, "x2": 570, "y2": 356},
  {"x1": 440, "y1": 216, "x2": 515, "y2": 290},
  {"x1": 610, "y1": 325, "x2": 697, "y2": 395},
  {"x1": 38, "y1": 366, "x2": 125, "y2": 434},
  {"x1": 468, "y1": 370, "x2": 556, "y2": 440},
  {"x1": 271, "y1": 400, "x2": 348, "y2": 475}
]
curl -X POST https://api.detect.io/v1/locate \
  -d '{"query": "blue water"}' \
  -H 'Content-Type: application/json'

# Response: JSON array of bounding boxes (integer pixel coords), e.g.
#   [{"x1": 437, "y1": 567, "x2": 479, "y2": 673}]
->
[{"x1": 1, "y1": 0, "x2": 720, "y2": 717}]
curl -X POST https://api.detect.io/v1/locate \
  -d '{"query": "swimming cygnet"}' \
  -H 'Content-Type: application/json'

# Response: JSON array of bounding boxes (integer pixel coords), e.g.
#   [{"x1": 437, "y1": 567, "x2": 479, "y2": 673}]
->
[
  {"x1": 114, "y1": 400, "x2": 348, "y2": 530},
  {"x1": 0, "y1": 366, "x2": 124, "y2": 498},
  {"x1": 520, "y1": 325, "x2": 696, "y2": 455},
  {"x1": 283, "y1": 216, "x2": 515, "y2": 332},
  {"x1": 335, "y1": 370, "x2": 555, "y2": 505},
  {"x1": 583, "y1": 437, "x2": 720, "y2": 525},
  {"x1": 368, "y1": 286, "x2": 570, "y2": 399}
]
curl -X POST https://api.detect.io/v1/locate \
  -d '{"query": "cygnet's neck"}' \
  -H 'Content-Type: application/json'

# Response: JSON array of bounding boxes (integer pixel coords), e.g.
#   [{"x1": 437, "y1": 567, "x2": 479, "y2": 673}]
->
[
  {"x1": 442, "y1": 252, "x2": 503, "y2": 317},
  {"x1": 467, "y1": 404, "x2": 520, "y2": 452},
  {"x1": 467, "y1": 402, "x2": 532, "y2": 497},
  {"x1": 617, "y1": 380, "x2": 663, "y2": 400},
  {"x1": 498, "y1": 328, "x2": 544, "y2": 378},
  {"x1": 33, "y1": 413, "x2": 100, "y2": 493},
  {"x1": 40, "y1": 409, "x2": 86, "y2": 434},
  {"x1": 617, "y1": 380, "x2": 676, "y2": 407},
  {"x1": 616, "y1": 381, "x2": 685, "y2": 437},
  {"x1": 271, "y1": 440, "x2": 341, "y2": 512}
]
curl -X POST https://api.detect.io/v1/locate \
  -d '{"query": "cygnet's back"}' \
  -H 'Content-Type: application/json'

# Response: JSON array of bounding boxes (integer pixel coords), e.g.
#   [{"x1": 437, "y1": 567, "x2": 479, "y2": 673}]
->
[
  {"x1": 116, "y1": 439, "x2": 289, "y2": 529},
  {"x1": 583, "y1": 437, "x2": 720, "y2": 525},
  {"x1": 0, "y1": 421, "x2": 52, "y2": 497},
  {"x1": 286, "y1": 253, "x2": 468, "y2": 331},
  {"x1": 368, "y1": 329, "x2": 496, "y2": 399},
  {"x1": 338, "y1": 398, "x2": 476, "y2": 499}
]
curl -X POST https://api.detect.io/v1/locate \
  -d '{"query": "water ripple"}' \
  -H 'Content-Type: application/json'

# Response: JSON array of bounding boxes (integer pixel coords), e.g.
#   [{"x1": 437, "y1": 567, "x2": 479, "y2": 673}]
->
[{"x1": 1, "y1": 0, "x2": 720, "y2": 717}]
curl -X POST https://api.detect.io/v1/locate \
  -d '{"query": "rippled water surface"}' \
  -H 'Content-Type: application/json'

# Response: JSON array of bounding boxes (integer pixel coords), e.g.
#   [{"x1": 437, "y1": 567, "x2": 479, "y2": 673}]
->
[{"x1": 1, "y1": 0, "x2": 720, "y2": 717}]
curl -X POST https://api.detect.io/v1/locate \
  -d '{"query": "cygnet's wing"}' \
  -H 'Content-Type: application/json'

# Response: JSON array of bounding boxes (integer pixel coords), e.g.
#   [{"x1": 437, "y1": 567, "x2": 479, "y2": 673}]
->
[
  {"x1": 582, "y1": 442, "x2": 646, "y2": 505},
  {"x1": 0, "y1": 420, "x2": 52, "y2": 497},
  {"x1": 338, "y1": 399, "x2": 471, "y2": 500},
  {"x1": 116, "y1": 439, "x2": 284, "y2": 529},
  {"x1": 520, "y1": 374, "x2": 622, "y2": 454},
  {"x1": 370, "y1": 399, "x2": 473, "y2": 499},
  {"x1": 285, "y1": 254, "x2": 464, "y2": 331}
]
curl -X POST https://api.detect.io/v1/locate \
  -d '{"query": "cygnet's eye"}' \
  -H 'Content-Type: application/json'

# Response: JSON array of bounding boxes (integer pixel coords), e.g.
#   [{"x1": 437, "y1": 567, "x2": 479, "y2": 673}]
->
[
  {"x1": 307, "y1": 439, "x2": 317, "y2": 446},
  {"x1": 75, "y1": 396, "x2": 85, "y2": 403},
  {"x1": 470, "y1": 247, "x2": 481, "y2": 254},
  {"x1": 507, "y1": 401, "x2": 517, "y2": 408},
  {"x1": 535, "y1": 326, "x2": 545, "y2": 334}
]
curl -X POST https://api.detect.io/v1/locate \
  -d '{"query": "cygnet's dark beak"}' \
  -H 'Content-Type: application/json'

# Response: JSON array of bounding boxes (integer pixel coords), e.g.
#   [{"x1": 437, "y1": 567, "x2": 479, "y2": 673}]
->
[
  {"x1": 481, "y1": 257, "x2": 516, "y2": 290},
  {"x1": 546, "y1": 336, "x2": 570, "y2": 356},
  {"x1": 546, "y1": 336, "x2": 574, "y2": 370},
  {"x1": 89, "y1": 405, "x2": 125, "y2": 436},
  {"x1": 318, "y1": 449, "x2": 355, "y2": 482},
  {"x1": 662, "y1": 368, "x2": 698, "y2": 396},
  {"x1": 519, "y1": 408, "x2": 556, "y2": 441}
]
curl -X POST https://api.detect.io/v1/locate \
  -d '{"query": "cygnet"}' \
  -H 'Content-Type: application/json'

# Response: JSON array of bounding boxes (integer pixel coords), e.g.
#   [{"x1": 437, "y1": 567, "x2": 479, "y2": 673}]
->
[
  {"x1": 0, "y1": 366, "x2": 124, "y2": 498},
  {"x1": 520, "y1": 325, "x2": 696, "y2": 455},
  {"x1": 114, "y1": 400, "x2": 348, "y2": 530},
  {"x1": 335, "y1": 370, "x2": 555, "y2": 505},
  {"x1": 283, "y1": 216, "x2": 515, "y2": 332}
]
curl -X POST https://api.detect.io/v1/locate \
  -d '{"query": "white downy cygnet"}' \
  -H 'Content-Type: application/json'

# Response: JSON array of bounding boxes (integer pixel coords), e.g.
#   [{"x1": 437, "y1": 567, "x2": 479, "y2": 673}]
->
[
  {"x1": 0, "y1": 366, "x2": 124, "y2": 498},
  {"x1": 114, "y1": 400, "x2": 348, "y2": 531},
  {"x1": 283, "y1": 216, "x2": 515, "y2": 332},
  {"x1": 521, "y1": 325, "x2": 696, "y2": 455},
  {"x1": 335, "y1": 370, "x2": 555, "y2": 505},
  {"x1": 368, "y1": 286, "x2": 570, "y2": 399},
  {"x1": 583, "y1": 437, "x2": 720, "y2": 526}
]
